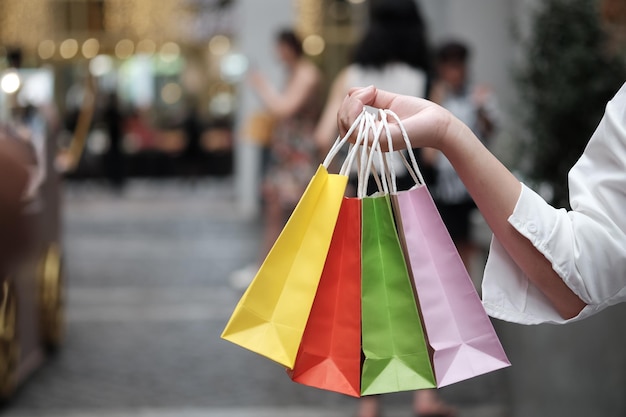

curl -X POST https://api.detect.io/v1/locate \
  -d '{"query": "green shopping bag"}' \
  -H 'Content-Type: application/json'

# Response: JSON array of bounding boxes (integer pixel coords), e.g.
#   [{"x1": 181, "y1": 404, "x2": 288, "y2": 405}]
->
[{"x1": 360, "y1": 112, "x2": 436, "y2": 396}]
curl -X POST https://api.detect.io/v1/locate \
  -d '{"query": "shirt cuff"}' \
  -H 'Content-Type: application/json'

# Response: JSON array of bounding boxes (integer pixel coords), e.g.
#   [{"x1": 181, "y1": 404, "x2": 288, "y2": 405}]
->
[{"x1": 482, "y1": 184, "x2": 590, "y2": 324}]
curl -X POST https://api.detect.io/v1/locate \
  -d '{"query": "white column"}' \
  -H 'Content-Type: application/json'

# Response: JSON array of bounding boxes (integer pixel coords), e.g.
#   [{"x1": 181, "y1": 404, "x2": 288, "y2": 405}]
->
[
  {"x1": 419, "y1": 0, "x2": 449, "y2": 43},
  {"x1": 233, "y1": 0, "x2": 295, "y2": 218}
]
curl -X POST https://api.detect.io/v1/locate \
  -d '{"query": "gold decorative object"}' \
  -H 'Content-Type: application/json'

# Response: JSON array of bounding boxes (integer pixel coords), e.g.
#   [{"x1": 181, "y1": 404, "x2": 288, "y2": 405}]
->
[
  {"x1": 295, "y1": 0, "x2": 323, "y2": 38},
  {"x1": 38, "y1": 243, "x2": 64, "y2": 350},
  {"x1": 0, "y1": 279, "x2": 19, "y2": 401},
  {"x1": 0, "y1": 0, "x2": 53, "y2": 54},
  {"x1": 0, "y1": 0, "x2": 234, "y2": 58}
]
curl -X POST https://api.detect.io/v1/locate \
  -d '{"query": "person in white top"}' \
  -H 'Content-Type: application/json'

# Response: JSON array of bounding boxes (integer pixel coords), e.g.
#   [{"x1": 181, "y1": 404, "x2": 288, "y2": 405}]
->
[
  {"x1": 315, "y1": 0, "x2": 428, "y2": 160},
  {"x1": 339, "y1": 82, "x2": 626, "y2": 327}
]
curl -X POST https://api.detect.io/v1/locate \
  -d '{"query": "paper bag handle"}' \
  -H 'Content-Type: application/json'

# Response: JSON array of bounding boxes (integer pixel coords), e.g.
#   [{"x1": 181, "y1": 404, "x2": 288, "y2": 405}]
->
[
  {"x1": 380, "y1": 109, "x2": 426, "y2": 193},
  {"x1": 358, "y1": 112, "x2": 389, "y2": 198},
  {"x1": 340, "y1": 112, "x2": 368, "y2": 177},
  {"x1": 322, "y1": 110, "x2": 365, "y2": 170}
]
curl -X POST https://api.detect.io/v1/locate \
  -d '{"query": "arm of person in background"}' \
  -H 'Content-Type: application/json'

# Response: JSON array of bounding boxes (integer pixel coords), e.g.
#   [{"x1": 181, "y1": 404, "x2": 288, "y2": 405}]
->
[
  {"x1": 313, "y1": 69, "x2": 349, "y2": 154},
  {"x1": 338, "y1": 86, "x2": 587, "y2": 321},
  {"x1": 249, "y1": 63, "x2": 320, "y2": 120},
  {"x1": 472, "y1": 85, "x2": 498, "y2": 140},
  {"x1": 422, "y1": 82, "x2": 499, "y2": 167}
]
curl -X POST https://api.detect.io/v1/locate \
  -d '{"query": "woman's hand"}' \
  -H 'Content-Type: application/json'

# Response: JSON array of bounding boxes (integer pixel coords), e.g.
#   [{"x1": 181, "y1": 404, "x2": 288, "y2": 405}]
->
[
  {"x1": 337, "y1": 86, "x2": 455, "y2": 151},
  {"x1": 337, "y1": 87, "x2": 585, "y2": 321},
  {"x1": 248, "y1": 70, "x2": 268, "y2": 92}
]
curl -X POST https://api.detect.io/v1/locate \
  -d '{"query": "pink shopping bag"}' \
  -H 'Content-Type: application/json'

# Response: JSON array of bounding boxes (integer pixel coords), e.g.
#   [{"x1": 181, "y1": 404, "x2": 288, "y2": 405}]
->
[{"x1": 382, "y1": 109, "x2": 510, "y2": 387}]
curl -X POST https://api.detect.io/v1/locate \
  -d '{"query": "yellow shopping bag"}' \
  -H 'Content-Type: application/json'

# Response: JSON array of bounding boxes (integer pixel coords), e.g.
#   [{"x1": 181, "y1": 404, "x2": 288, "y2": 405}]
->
[{"x1": 221, "y1": 113, "x2": 367, "y2": 368}]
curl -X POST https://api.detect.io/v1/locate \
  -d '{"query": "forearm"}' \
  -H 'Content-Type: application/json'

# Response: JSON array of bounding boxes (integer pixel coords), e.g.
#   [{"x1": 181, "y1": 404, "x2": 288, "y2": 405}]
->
[
  {"x1": 338, "y1": 86, "x2": 587, "y2": 319},
  {"x1": 440, "y1": 121, "x2": 586, "y2": 319},
  {"x1": 314, "y1": 71, "x2": 348, "y2": 153},
  {"x1": 314, "y1": 105, "x2": 339, "y2": 155},
  {"x1": 252, "y1": 67, "x2": 318, "y2": 119}
]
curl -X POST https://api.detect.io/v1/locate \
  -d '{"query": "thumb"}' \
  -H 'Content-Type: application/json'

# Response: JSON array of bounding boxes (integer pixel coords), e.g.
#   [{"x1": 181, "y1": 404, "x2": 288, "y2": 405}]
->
[{"x1": 337, "y1": 86, "x2": 377, "y2": 137}]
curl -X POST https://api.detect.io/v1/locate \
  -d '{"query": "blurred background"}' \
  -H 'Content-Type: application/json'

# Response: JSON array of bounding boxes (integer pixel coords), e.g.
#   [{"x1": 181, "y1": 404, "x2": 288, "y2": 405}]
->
[{"x1": 0, "y1": 0, "x2": 625, "y2": 416}]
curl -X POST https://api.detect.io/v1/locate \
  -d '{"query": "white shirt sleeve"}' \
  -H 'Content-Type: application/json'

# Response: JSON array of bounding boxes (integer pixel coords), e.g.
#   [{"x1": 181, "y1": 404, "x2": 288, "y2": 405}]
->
[{"x1": 482, "y1": 82, "x2": 626, "y2": 325}]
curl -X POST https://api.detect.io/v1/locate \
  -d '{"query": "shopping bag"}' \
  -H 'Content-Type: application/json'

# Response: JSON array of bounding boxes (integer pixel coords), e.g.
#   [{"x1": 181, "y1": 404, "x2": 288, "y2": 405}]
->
[
  {"x1": 383, "y1": 110, "x2": 510, "y2": 387},
  {"x1": 359, "y1": 113, "x2": 436, "y2": 395},
  {"x1": 289, "y1": 197, "x2": 362, "y2": 397},
  {"x1": 361, "y1": 194, "x2": 437, "y2": 395},
  {"x1": 242, "y1": 110, "x2": 276, "y2": 146},
  {"x1": 221, "y1": 113, "x2": 367, "y2": 369}
]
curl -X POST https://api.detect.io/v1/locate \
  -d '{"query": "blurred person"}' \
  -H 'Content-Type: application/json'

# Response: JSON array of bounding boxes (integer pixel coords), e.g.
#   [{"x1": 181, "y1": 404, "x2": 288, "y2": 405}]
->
[
  {"x1": 424, "y1": 41, "x2": 498, "y2": 270},
  {"x1": 125, "y1": 107, "x2": 156, "y2": 150},
  {"x1": 315, "y1": 0, "x2": 434, "y2": 194},
  {"x1": 103, "y1": 92, "x2": 126, "y2": 191},
  {"x1": 316, "y1": 2, "x2": 454, "y2": 416},
  {"x1": 230, "y1": 29, "x2": 322, "y2": 288},
  {"x1": 182, "y1": 98, "x2": 202, "y2": 178},
  {"x1": 338, "y1": 80, "x2": 626, "y2": 326}
]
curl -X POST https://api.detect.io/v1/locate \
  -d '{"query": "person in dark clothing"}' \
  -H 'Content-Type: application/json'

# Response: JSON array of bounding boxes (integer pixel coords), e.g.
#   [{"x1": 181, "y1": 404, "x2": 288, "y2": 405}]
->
[{"x1": 103, "y1": 92, "x2": 126, "y2": 190}]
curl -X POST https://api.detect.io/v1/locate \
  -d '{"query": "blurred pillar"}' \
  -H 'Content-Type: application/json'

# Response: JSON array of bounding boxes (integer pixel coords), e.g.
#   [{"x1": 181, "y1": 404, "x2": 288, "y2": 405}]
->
[{"x1": 233, "y1": 0, "x2": 295, "y2": 218}]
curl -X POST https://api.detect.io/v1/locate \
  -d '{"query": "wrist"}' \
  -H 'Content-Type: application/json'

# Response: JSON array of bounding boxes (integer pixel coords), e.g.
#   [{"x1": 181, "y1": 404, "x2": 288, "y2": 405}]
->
[{"x1": 437, "y1": 110, "x2": 470, "y2": 154}]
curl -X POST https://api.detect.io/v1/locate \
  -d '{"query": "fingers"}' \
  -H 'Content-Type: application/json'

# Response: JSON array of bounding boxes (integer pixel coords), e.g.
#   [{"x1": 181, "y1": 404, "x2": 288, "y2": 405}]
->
[
  {"x1": 337, "y1": 85, "x2": 380, "y2": 138},
  {"x1": 337, "y1": 90, "x2": 365, "y2": 138},
  {"x1": 348, "y1": 85, "x2": 376, "y2": 103},
  {"x1": 337, "y1": 86, "x2": 430, "y2": 149}
]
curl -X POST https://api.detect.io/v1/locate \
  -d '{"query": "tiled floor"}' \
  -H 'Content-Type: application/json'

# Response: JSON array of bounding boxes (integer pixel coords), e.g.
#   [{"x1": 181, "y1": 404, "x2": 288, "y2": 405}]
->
[{"x1": 4, "y1": 179, "x2": 508, "y2": 417}]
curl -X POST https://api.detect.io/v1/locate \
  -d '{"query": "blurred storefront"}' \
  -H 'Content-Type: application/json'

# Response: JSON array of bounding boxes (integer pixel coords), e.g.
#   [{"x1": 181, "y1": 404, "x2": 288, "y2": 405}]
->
[
  {"x1": 0, "y1": 0, "x2": 239, "y2": 178},
  {"x1": 1, "y1": 0, "x2": 622, "y2": 198}
]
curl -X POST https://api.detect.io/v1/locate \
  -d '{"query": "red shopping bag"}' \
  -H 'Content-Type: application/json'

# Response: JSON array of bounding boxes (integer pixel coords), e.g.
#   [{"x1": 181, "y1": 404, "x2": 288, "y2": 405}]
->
[{"x1": 289, "y1": 197, "x2": 362, "y2": 397}]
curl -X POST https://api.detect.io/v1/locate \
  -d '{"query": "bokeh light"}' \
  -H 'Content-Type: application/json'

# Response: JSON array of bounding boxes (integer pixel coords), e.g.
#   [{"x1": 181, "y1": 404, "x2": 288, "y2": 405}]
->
[
  {"x1": 38, "y1": 40, "x2": 56, "y2": 60},
  {"x1": 82, "y1": 38, "x2": 100, "y2": 59},
  {"x1": 209, "y1": 35, "x2": 231, "y2": 55},
  {"x1": 1, "y1": 71, "x2": 21, "y2": 94},
  {"x1": 220, "y1": 53, "x2": 249, "y2": 82},
  {"x1": 161, "y1": 82, "x2": 182, "y2": 104},
  {"x1": 59, "y1": 39, "x2": 79, "y2": 59},
  {"x1": 302, "y1": 34, "x2": 325, "y2": 56},
  {"x1": 136, "y1": 39, "x2": 157, "y2": 55},
  {"x1": 89, "y1": 55, "x2": 114, "y2": 77},
  {"x1": 159, "y1": 42, "x2": 180, "y2": 63},
  {"x1": 115, "y1": 39, "x2": 135, "y2": 59},
  {"x1": 210, "y1": 92, "x2": 235, "y2": 117}
]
